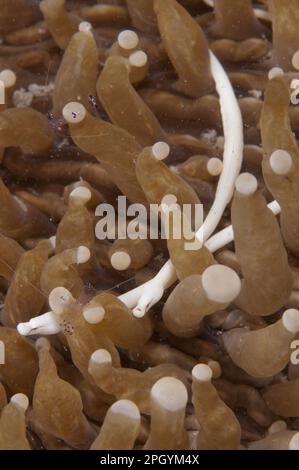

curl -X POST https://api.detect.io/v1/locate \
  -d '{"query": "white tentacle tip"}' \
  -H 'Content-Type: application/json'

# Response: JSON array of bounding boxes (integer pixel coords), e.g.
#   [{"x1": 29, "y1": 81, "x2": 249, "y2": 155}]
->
[
  {"x1": 90, "y1": 349, "x2": 112, "y2": 365},
  {"x1": 292, "y1": 50, "x2": 299, "y2": 71},
  {"x1": 207, "y1": 158, "x2": 223, "y2": 176},
  {"x1": 282, "y1": 309, "x2": 299, "y2": 334},
  {"x1": 63, "y1": 102, "x2": 86, "y2": 124},
  {"x1": 268, "y1": 67, "x2": 284, "y2": 80},
  {"x1": 110, "y1": 251, "x2": 131, "y2": 271},
  {"x1": 79, "y1": 21, "x2": 92, "y2": 33},
  {"x1": 192, "y1": 364, "x2": 213, "y2": 382},
  {"x1": 17, "y1": 322, "x2": 33, "y2": 336},
  {"x1": 133, "y1": 283, "x2": 164, "y2": 318},
  {"x1": 118, "y1": 30, "x2": 139, "y2": 50},
  {"x1": 77, "y1": 246, "x2": 91, "y2": 264},
  {"x1": 129, "y1": 50, "x2": 148, "y2": 68},
  {"x1": 132, "y1": 305, "x2": 146, "y2": 318},
  {"x1": 235, "y1": 173, "x2": 258, "y2": 196},
  {"x1": 289, "y1": 433, "x2": 299, "y2": 450},
  {"x1": 11, "y1": 393, "x2": 29, "y2": 412},
  {"x1": 268, "y1": 420, "x2": 287, "y2": 435},
  {"x1": 48, "y1": 235, "x2": 56, "y2": 250},
  {"x1": 69, "y1": 186, "x2": 92, "y2": 204},
  {"x1": 152, "y1": 141, "x2": 170, "y2": 160},
  {"x1": 110, "y1": 400, "x2": 140, "y2": 421},
  {"x1": 151, "y1": 377, "x2": 188, "y2": 412},
  {"x1": 202, "y1": 265, "x2": 241, "y2": 304},
  {"x1": 17, "y1": 312, "x2": 60, "y2": 336},
  {"x1": 48, "y1": 287, "x2": 74, "y2": 315},
  {"x1": 83, "y1": 306, "x2": 105, "y2": 324},
  {"x1": 0, "y1": 69, "x2": 17, "y2": 88},
  {"x1": 269, "y1": 150, "x2": 293, "y2": 176}
]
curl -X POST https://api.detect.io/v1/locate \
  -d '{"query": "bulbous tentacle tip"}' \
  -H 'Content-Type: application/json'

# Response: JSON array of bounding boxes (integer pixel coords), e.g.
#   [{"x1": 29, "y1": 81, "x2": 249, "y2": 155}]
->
[
  {"x1": 83, "y1": 306, "x2": 106, "y2": 324},
  {"x1": 207, "y1": 157, "x2": 223, "y2": 177},
  {"x1": 17, "y1": 312, "x2": 61, "y2": 336},
  {"x1": 110, "y1": 400, "x2": 140, "y2": 421},
  {"x1": 282, "y1": 309, "x2": 299, "y2": 334},
  {"x1": 48, "y1": 286, "x2": 74, "y2": 315},
  {"x1": 202, "y1": 264, "x2": 241, "y2": 304},
  {"x1": 133, "y1": 283, "x2": 165, "y2": 318},
  {"x1": 90, "y1": 349, "x2": 112, "y2": 366},
  {"x1": 10, "y1": 393, "x2": 29, "y2": 412},
  {"x1": 235, "y1": 172, "x2": 258, "y2": 196},
  {"x1": 110, "y1": 251, "x2": 131, "y2": 271},
  {"x1": 77, "y1": 246, "x2": 91, "y2": 264},
  {"x1": 151, "y1": 377, "x2": 188, "y2": 412},
  {"x1": 289, "y1": 433, "x2": 299, "y2": 450},
  {"x1": 292, "y1": 50, "x2": 299, "y2": 71},
  {"x1": 132, "y1": 305, "x2": 146, "y2": 319},
  {"x1": 79, "y1": 21, "x2": 92, "y2": 33},
  {"x1": 269, "y1": 150, "x2": 293, "y2": 176},
  {"x1": 192, "y1": 364, "x2": 213, "y2": 382},
  {"x1": 152, "y1": 141, "x2": 170, "y2": 160},
  {"x1": 268, "y1": 420, "x2": 287, "y2": 435},
  {"x1": 129, "y1": 50, "x2": 148, "y2": 68},
  {"x1": 268, "y1": 67, "x2": 284, "y2": 80},
  {"x1": 0, "y1": 69, "x2": 17, "y2": 88},
  {"x1": 48, "y1": 235, "x2": 56, "y2": 250},
  {"x1": 69, "y1": 186, "x2": 92, "y2": 204},
  {"x1": 62, "y1": 102, "x2": 87, "y2": 124},
  {"x1": 17, "y1": 322, "x2": 33, "y2": 336},
  {"x1": 117, "y1": 30, "x2": 139, "y2": 50}
]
